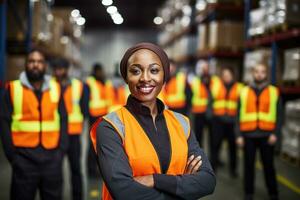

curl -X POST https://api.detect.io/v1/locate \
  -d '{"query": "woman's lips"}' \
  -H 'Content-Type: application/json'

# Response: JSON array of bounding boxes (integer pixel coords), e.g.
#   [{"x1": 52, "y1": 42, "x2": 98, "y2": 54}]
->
[{"x1": 137, "y1": 85, "x2": 155, "y2": 95}]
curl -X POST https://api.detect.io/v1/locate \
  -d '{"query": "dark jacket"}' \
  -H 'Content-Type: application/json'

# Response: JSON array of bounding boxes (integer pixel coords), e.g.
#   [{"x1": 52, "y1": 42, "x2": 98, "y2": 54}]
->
[{"x1": 95, "y1": 95, "x2": 216, "y2": 200}]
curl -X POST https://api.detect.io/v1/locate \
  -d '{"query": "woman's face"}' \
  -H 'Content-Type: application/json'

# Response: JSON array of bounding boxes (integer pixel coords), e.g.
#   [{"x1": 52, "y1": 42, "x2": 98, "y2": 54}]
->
[{"x1": 126, "y1": 49, "x2": 164, "y2": 104}]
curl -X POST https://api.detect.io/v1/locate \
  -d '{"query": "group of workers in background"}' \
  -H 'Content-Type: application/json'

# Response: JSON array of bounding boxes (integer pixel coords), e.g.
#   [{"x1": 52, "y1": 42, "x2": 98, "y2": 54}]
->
[{"x1": 0, "y1": 48, "x2": 281, "y2": 200}]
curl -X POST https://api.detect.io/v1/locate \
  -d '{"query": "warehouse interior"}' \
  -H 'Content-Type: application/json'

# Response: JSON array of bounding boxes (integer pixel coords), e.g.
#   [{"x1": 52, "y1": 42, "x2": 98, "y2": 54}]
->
[{"x1": 0, "y1": 0, "x2": 300, "y2": 199}]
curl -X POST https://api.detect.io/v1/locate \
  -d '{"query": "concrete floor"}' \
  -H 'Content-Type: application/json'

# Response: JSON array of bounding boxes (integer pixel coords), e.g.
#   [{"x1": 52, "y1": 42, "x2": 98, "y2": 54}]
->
[{"x1": 0, "y1": 128, "x2": 299, "y2": 200}]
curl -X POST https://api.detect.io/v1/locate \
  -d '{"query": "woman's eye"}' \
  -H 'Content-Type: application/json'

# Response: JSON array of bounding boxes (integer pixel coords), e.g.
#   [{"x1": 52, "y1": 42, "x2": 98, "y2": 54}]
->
[
  {"x1": 130, "y1": 68, "x2": 141, "y2": 75},
  {"x1": 150, "y1": 68, "x2": 159, "y2": 74}
]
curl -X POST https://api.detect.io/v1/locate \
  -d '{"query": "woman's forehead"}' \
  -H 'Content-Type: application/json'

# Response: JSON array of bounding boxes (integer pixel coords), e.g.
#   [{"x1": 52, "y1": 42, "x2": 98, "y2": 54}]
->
[{"x1": 128, "y1": 49, "x2": 162, "y2": 65}]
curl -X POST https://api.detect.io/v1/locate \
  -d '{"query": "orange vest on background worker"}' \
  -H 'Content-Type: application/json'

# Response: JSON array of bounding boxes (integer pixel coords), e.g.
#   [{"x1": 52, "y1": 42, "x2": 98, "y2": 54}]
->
[
  {"x1": 90, "y1": 107, "x2": 190, "y2": 200},
  {"x1": 9, "y1": 79, "x2": 61, "y2": 149},
  {"x1": 211, "y1": 79, "x2": 244, "y2": 116},
  {"x1": 108, "y1": 84, "x2": 130, "y2": 113},
  {"x1": 163, "y1": 72, "x2": 187, "y2": 109},
  {"x1": 190, "y1": 77, "x2": 209, "y2": 114},
  {"x1": 239, "y1": 85, "x2": 279, "y2": 132},
  {"x1": 63, "y1": 78, "x2": 84, "y2": 134},
  {"x1": 86, "y1": 76, "x2": 114, "y2": 117}
]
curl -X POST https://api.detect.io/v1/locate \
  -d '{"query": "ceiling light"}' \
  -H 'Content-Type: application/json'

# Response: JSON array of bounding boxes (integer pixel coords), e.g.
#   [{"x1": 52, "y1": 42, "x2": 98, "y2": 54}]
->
[
  {"x1": 111, "y1": 13, "x2": 122, "y2": 20},
  {"x1": 153, "y1": 17, "x2": 163, "y2": 25},
  {"x1": 113, "y1": 17, "x2": 124, "y2": 25},
  {"x1": 76, "y1": 17, "x2": 86, "y2": 26},
  {"x1": 71, "y1": 9, "x2": 80, "y2": 18},
  {"x1": 102, "y1": 0, "x2": 113, "y2": 6},
  {"x1": 107, "y1": 6, "x2": 118, "y2": 14},
  {"x1": 182, "y1": 5, "x2": 192, "y2": 16}
]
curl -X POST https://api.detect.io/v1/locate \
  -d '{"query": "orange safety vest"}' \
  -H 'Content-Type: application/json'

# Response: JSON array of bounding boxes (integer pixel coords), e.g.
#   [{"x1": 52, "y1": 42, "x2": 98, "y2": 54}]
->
[
  {"x1": 163, "y1": 72, "x2": 187, "y2": 109},
  {"x1": 108, "y1": 85, "x2": 130, "y2": 113},
  {"x1": 63, "y1": 78, "x2": 84, "y2": 134},
  {"x1": 190, "y1": 77, "x2": 208, "y2": 114},
  {"x1": 9, "y1": 79, "x2": 61, "y2": 149},
  {"x1": 211, "y1": 81, "x2": 243, "y2": 116},
  {"x1": 86, "y1": 76, "x2": 113, "y2": 117},
  {"x1": 239, "y1": 85, "x2": 279, "y2": 132},
  {"x1": 90, "y1": 107, "x2": 190, "y2": 200}
]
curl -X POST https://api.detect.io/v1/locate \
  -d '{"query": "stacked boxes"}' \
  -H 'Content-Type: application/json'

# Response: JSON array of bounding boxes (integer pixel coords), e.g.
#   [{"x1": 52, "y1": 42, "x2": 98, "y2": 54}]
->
[
  {"x1": 6, "y1": 55, "x2": 26, "y2": 81},
  {"x1": 281, "y1": 99, "x2": 300, "y2": 159},
  {"x1": 207, "y1": 21, "x2": 244, "y2": 51},
  {"x1": 249, "y1": 0, "x2": 300, "y2": 37},
  {"x1": 283, "y1": 48, "x2": 300, "y2": 84}
]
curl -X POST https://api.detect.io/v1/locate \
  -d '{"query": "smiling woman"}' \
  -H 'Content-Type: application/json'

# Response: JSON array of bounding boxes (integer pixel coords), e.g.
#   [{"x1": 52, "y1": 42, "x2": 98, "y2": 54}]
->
[{"x1": 90, "y1": 42, "x2": 216, "y2": 200}]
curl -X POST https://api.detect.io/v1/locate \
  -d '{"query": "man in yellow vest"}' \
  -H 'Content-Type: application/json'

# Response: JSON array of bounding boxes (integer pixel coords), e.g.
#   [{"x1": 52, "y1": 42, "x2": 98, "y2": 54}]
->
[
  {"x1": 236, "y1": 63, "x2": 281, "y2": 200},
  {"x1": 0, "y1": 49, "x2": 67, "y2": 200},
  {"x1": 163, "y1": 59, "x2": 191, "y2": 115},
  {"x1": 51, "y1": 58, "x2": 88, "y2": 200},
  {"x1": 210, "y1": 67, "x2": 243, "y2": 176},
  {"x1": 86, "y1": 63, "x2": 114, "y2": 177}
]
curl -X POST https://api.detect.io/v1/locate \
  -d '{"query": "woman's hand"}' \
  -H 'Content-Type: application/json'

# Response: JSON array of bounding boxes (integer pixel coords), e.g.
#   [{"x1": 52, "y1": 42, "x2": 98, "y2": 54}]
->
[
  {"x1": 134, "y1": 175, "x2": 154, "y2": 188},
  {"x1": 184, "y1": 155, "x2": 202, "y2": 174}
]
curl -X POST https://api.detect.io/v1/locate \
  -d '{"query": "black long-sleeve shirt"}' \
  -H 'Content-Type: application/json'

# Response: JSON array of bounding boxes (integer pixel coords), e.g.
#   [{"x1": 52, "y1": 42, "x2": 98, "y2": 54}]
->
[
  {"x1": 0, "y1": 74, "x2": 68, "y2": 164},
  {"x1": 235, "y1": 84, "x2": 282, "y2": 138},
  {"x1": 95, "y1": 96, "x2": 216, "y2": 200}
]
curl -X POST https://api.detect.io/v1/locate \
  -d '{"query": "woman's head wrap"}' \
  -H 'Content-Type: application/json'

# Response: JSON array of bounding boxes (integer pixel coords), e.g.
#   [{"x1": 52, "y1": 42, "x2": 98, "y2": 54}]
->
[{"x1": 120, "y1": 42, "x2": 170, "y2": 82}]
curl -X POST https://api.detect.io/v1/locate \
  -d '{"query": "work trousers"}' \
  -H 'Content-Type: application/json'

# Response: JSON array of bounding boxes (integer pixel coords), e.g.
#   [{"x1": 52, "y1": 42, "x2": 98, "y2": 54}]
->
[
  {"x1": 243, "y1": 137, "x2": 278, "y2": 199},
  {"x1": 193, "y1": 113, "x2": 209, "y2": 147},
  {"x1": 10, "y1": 149, "x2": 63, "y2": 200},
  {"x1": 211, "y1": 117, "x2": 237, "y2": 173},
  {"x1": 67, "y1": 135, "x2": 83, "y2": 200}
]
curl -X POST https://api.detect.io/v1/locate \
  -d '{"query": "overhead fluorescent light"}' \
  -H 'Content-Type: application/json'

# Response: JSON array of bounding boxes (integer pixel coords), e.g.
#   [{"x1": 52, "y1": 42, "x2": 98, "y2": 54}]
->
[
  {"x1": 102, "y1": 0, "x2": 113, "y2": 6},
  {"x1": 107, "y1": 6, "x2": 118, "y2": 14}
]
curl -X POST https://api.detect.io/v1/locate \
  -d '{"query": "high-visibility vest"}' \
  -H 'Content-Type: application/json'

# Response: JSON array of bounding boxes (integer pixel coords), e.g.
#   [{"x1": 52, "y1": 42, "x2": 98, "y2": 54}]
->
[
  {"x1": 64, "y1": 78, "x2": 84, "y2": 134},
  {"x1": 108, "y1": 85, "x2": 130, "y2": 113},
  {"x1": 239, "y1": 85, "x2": 279, "y2": 132},
  {"x1": 86, "y1": 76, "x2": 113, "y2": 117},
  {"x1": 163, "y1": 72, "x2": 187, "y2": 109},
  {"x1": 90, "y1": 107, "x2": 190, "y2": 200},
  {"x1": 211, "y1": 80, "x2": 244, "y2": 116},
  {"x1": 10, "y1": 79, "x2": 61, "y2": 149},
  {"x1": 190, "y1": 77, "x2": 208, "y2": 114}
]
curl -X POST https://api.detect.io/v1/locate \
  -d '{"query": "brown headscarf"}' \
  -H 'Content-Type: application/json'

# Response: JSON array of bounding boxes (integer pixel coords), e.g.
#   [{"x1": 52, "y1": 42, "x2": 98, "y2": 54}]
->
[{"x1": 120, "y1": 42, "x2": 170, "y2": 82}]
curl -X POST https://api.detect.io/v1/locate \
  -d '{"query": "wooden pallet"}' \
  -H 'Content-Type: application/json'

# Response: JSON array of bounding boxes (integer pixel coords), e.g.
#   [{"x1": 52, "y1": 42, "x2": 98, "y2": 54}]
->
[{"x1": 280, "y1": 152, "x2": 300, "y2": 167}]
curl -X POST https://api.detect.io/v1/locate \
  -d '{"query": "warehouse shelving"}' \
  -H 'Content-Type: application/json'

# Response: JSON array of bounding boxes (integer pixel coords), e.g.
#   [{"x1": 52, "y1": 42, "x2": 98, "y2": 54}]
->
[{"x1": 244, "y1": 0, "x2": 300, "y2": 95}]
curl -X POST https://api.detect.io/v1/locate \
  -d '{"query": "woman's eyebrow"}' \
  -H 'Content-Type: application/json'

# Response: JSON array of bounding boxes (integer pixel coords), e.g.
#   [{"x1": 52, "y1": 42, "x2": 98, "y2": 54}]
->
[
  {"x1": 149, "y1": 63, "x2": 161, "y2": 67},
  {"x1": 129, "y1": 63, "x2": 142, "y2": 68}
]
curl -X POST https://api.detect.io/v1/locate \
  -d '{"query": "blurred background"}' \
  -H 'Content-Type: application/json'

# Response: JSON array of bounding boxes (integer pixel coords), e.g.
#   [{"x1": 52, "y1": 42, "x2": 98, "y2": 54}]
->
[{"x1": 0, "y1": 0, "x2": 300, "y2": 199}]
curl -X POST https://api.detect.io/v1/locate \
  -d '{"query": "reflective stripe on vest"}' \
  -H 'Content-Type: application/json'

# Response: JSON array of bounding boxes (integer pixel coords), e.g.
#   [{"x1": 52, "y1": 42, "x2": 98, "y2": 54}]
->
[
  {"x1": 86, "y1": 76, "x2": 109, "y2": 116},
  {"x1": 66, "y1": 79, "x2": 84, "y2": 134},
  {"x1": 240, "y1": 86, "x2": 278, "y2": 131},
  {"x1": 164, "y1": 72, "x2": 186, "y2": 108},
  {"x1": 94, "y1": 107, "x2": 190, "y2": 200},
  {"x1": 10, "y1": 79, "x2": 60, "y2": 149},
  {"x1": 191, "y1": 77, "x2": 208, "y2": 113},
  {"x1": 212, "y1": 79, "x2": 243, "y2": 116}
]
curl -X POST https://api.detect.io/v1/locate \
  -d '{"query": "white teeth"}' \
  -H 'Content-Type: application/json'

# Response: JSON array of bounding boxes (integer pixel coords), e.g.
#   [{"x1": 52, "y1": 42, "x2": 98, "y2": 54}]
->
[{"x1": 139, "y1": 86, "x2": 154, "y2": 93}]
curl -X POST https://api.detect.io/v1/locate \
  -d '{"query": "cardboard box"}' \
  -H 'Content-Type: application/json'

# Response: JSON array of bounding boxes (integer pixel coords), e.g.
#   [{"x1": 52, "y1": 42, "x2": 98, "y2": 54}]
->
[
  {"x1": 248, "y1": 8, "x2": 267, "y2": 36},
  {"x1": 52, "y1": 8, "x2": 76, "y2": 36},
  {"x1": 208, "y1": 21, "x2": 244, "y2": 51},
  {"x1": 283, "y1": 48, "x2": 300, "y2": 83},
  {"x1": 197, "y1": 24, "x2": 208, "y2": 51}
]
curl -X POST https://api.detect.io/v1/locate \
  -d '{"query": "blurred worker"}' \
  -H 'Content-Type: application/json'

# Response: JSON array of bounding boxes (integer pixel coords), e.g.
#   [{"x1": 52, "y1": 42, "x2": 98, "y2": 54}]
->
[
  {"x1": 192, "y1": 60, "x2": 222, "y2": 160},
  {"x1": 109, "y1": 69, "x2": 130, "y2": 112},
  {"x1": 0, "y1": 49, "x2": 67, "y2": 200},
  {"x1": 163, "y1": 59, "x2": 191, "y2": 115},
  {"x1": 86, "y1": 63, "x2": 114, "y2": 177},
  {"x1": 236, "y1": 63, "x2": 282, "y2": 200},
  {"x1": 51, "y1": 58, "x2": 88, "y2": 200},
  {"x1": 210, "y1": 67, "x2": 243, "y2": 175}
]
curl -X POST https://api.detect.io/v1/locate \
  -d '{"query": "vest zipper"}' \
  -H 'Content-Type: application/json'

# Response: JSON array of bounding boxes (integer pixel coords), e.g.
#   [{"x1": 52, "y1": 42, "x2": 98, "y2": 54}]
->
[{"x1": 256, "y1": 91, "x2": 259, "y2": 129}]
